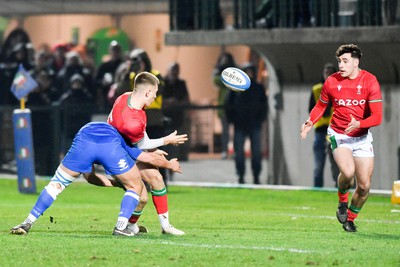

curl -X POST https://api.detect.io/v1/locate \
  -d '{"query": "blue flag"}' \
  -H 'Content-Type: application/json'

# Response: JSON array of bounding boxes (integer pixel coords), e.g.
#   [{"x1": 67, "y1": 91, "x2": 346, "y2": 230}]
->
[{"x1": 10, "y1": 64, "x2": 38, "y2": 100}]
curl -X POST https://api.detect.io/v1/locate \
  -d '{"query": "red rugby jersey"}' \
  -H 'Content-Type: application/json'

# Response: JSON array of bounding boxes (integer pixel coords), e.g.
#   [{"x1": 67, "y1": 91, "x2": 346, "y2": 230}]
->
[
  {"x1": 318, "y1": 70, "x2": 382, "y2": 137},
  {"x1": 107, "y1": 93, "x2": 147, "y2": 144}
]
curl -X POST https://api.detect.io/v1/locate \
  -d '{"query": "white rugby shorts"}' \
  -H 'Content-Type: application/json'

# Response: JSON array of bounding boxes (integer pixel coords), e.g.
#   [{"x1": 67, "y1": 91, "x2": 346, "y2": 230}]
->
[{"x1": 327, "y1": 126, "x2": 374, "y2": 157}]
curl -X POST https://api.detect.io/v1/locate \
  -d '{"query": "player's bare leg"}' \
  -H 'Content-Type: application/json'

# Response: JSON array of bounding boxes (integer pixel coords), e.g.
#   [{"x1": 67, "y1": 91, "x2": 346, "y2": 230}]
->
[
  {"x1": 333, "y1": 148, "x2": 355, "y2": 226},
  {"x1": 345, "y1": 157, "x2": 374, "y2": 230},
  {"x1": 138, "y1": 162, "x2": 185, "y2": 235}
]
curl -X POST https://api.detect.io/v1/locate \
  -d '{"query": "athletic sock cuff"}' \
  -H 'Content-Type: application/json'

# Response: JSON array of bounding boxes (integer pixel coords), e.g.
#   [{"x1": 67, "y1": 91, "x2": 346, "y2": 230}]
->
[
  {"x1": 338, "y1": 188, "x2": 350, "y2": 195},
  {"x1": 125, "y1": 190, "x2": 140, "y2": 201},
  {"x1": 132, "y1": 210, "x2": 142, "y2": 216},
  {"x1": 349, "y1": 205, "x2": 361, "y2": 214},
  {"x1": 151, "y1": 187, "x2": 167, "y2": 196}
]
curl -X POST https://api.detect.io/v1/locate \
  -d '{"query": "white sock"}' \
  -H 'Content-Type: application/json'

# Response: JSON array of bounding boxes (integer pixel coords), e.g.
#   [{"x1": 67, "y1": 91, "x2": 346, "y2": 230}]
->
[
  {"x1": 25, "y1": 214, "x2": 37, "y2": 224},
  {"x1": 158, "y1": 212, "x2": 170, "y2": 229},
  {"x1": 115, "y1": 217, "x2": 128, "y2": 230}
]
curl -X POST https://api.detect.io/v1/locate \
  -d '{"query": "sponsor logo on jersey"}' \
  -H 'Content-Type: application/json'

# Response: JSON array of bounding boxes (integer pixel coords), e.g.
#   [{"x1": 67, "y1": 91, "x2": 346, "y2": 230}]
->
[
  {"x1": 334, "y1": 98, "x2": 366, "y2": 106},
  {"x1": 118, "y1": 159, "x2": 129, "y2": 171},
  {"x1": 337, "y1": 85, "x2": 342, "y2": 91}
]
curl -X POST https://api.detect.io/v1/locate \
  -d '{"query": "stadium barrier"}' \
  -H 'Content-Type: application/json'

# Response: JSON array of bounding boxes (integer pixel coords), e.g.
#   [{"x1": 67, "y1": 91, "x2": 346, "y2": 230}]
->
[{"x1": 0, "y1": 103, "x2": 268, "y2": 176}]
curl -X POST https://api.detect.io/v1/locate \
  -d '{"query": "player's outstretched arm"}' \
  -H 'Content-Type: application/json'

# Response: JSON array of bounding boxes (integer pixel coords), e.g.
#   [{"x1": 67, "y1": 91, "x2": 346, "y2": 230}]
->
[
  {"x1": 83, "y1": 165, "x2": 125, "y2": 188},
  {"x1": 135, "y1": 131, "x2": 188, "y2": 150},
  {"x1": 300, "y1": 119, "x2": 313, "y2": 139},
  {"x1": 301, "y1": 99, "x2": 327, "y2": 139},
  {"x1": 163, "y1": 130, "x2": 188, "y2": 146},
  {"x1": 137, "y1": 152, "x2": 182, "y2": 173}
]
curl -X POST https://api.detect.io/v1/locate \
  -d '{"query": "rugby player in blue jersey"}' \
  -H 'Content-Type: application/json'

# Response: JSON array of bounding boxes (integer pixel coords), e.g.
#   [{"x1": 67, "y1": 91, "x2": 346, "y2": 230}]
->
[{"x1": 10, "y1": 122, "x2": 181, "y2": 237}]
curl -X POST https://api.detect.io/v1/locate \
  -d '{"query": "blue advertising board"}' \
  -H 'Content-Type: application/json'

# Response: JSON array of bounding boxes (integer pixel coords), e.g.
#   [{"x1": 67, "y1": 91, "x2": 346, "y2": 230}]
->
[{"x1": 12, "y1": 109, "x2": 36, "y2": 194}]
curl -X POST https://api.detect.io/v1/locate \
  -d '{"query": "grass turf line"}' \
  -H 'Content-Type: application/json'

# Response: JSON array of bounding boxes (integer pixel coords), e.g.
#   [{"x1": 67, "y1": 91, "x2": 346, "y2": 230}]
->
[{"x1": 1, "y1": 179, "x2": 399, "y2": 267}]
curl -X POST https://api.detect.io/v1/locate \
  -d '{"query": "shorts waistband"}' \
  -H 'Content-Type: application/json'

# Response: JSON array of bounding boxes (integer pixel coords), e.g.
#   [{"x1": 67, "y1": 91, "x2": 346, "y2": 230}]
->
[{"x1": 328, "y1": 127, "x2": 371, "y2": 143}]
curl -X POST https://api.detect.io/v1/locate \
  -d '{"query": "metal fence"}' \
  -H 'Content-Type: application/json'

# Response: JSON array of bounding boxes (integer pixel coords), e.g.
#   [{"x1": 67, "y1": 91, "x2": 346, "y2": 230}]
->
[
  {"x1": 169, "y1": 0, "x2": 391, "y2": 31},
  {"x1": 1, "y1": 104, "x2": 263, "y2": 176}
]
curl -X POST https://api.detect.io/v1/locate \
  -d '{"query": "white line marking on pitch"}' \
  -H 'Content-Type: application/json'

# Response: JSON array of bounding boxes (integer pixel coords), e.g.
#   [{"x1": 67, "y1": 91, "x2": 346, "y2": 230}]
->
[
  {"x1": 279, "y1": 213, "x2": 400, "y2": 224},
  {"x1": 139, "y1": 240, "x2": 313, "y2": 254}
]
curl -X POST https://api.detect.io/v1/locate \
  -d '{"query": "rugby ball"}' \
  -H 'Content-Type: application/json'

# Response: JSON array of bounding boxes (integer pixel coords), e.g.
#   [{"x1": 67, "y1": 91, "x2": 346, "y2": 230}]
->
[{"x1": 221, "y1": 67, "x2": 251, "y2": 92}]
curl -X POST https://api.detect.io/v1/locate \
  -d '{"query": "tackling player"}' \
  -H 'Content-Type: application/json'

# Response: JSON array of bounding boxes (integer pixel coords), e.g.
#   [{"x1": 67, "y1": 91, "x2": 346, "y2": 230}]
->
[
  {"x1": 10, "y1": 122, "x2": 181, "y2": 236},
  {"x1": 108, "y1": 71, "x2": 188, "y2": 235},
  {"x1": 300, "y1": 44, "x2": 383, "y2": 232}
]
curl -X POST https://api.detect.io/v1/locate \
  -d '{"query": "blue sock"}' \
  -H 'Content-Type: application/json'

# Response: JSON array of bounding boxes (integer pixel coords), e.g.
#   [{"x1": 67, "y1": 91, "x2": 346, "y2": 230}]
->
[
  {"x1": 119, "y1": 190, "x2": 140, "y2": 219},
  {"x1": 30, "y1": 188, "x2": 56, "y2": 218}
]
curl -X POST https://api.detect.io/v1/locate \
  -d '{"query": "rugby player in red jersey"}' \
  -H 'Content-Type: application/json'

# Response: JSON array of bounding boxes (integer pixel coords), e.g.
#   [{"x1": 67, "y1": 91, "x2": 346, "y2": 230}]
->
[
  {"x1": 10, "y1": 122, "x2": 181, "y2": 236},
  {"x1": 300, "y1": 44, "x2": 383, "y2": 232},
  {"x1": 108, "y1": 71, "x2": 188, "y2": 235}
]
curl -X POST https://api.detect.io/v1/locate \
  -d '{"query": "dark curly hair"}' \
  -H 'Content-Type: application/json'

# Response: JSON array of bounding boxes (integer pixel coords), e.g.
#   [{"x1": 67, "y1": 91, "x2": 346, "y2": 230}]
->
[{"x1": 336, "y1": 44, "x2": 362, "y2": 59}]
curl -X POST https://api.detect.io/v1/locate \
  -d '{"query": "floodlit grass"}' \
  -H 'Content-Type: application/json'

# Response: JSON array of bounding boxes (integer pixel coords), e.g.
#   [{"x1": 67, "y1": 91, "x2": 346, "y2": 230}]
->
[{"x1": 1, "y1": 178, "x2": 399, "y2": 267}]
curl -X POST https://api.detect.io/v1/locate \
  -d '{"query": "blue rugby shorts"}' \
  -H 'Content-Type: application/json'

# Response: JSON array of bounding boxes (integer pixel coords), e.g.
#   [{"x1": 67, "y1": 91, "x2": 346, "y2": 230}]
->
[{"x1": 62, "y1": 122, "x2": 142, "y2": 175}]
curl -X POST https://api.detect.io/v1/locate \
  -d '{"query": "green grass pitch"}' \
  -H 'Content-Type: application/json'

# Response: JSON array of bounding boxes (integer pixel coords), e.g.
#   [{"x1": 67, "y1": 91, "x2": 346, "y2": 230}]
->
[{"x1": 1, "y1": 178, "x2": 399, "y2": 266}]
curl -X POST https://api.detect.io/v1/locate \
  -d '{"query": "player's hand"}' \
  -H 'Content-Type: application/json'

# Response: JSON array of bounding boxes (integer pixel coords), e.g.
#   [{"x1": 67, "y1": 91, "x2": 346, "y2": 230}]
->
[
  {"x1": 164, "y1": 130, "x2": 188, "y2": 146},
  {"x1": 300, "y1": 119, "x2": 313, "y2": 139},
  {"x1": 344, "y1": 114, "x2": 360, "y2": 135},
  {"x1": 169, "y1": 158, "x2": 182, "y2": 173},
  {"x1": 154, "y1": 149, "x2": 168, "y2": 157}
]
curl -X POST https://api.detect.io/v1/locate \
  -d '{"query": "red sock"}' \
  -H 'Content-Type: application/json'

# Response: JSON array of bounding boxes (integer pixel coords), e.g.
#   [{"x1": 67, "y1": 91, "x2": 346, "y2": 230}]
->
[
  {"x1": 128, "y1": 214, "x2": 140, "y2": 224},
  {"x1": 128, "y1": 210, "x2": 143, "y2": 224},
  {"x1": 152, "y1": 195, "x2": 168, "y2": 214},
  {"x1": 347, "y1": 209, "x2": 358, "y2": 222},
  {"x1": 338, "y1": 191, "x2": 349, "y2": 203}
]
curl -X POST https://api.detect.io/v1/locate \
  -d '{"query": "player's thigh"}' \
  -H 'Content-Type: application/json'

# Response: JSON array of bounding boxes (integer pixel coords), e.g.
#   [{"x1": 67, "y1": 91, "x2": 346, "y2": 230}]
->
[
  {"x1": 137, "y1": 162, "x2": 164, "y2": 189},
  {"x1": 354, "y1": 157, "x2": 374, "y2": 189},
  {"x1": 332, "y1": 147, "x2": 355, "y2": 177},
  {"x1": 114, "y1": 165, "x2": 143, "y2": 193}
]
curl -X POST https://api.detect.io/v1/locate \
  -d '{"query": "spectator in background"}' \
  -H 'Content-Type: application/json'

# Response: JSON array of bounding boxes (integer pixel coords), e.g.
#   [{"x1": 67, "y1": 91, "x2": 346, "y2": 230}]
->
[
  {"x1": 33, "y1": 50, "x2": 56, "y2": 82},
  {"x1": 95, "y1": 40, "x2": 123, "y2": 112},
  {"x1": 0, "y1": 28, "x2": 31, "y2": 64},
  {"x1": 56, "y1": 51, "x2": 94, "y2": 96},
  {"x1": 28, "y1": 69, "x2": 59, "y2": 175},
  {"x1": 213, "y1": 52, "x2": 236, "y2": 159},
  {"x1": 49, "y1": 44, "x2": 68, "y2": 73},
  {"x1": 57, "y1": 73, "x2": 95, "y2": 156},
  {"x1": 309, "y1": 63, "x2": 339, "y2": 187},
  {"x1": 110, "y1": 48, "x2": 165, "y2": 140},
  {"x1": 225, "y1": 63, "x2": 268, "y2": 184},
  {"x1": 163, "y1": 62, "x2": 190, "y2": 174}
]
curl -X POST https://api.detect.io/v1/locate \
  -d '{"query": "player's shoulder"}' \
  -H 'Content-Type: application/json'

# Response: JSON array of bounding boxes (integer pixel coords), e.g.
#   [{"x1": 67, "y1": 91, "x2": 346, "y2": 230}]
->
[
  {"x1": 115, "y1": 92, "x2": 130, "y2": 103},
  {"x1": 360, "y1": 69, "x2": 378, "y2": 80},
  {"x1": 322, "y1": 72, "x2": 340, "y2": 88},
  {"x1": 328, "y1": 72, "x2": 342, "y2": 81}
]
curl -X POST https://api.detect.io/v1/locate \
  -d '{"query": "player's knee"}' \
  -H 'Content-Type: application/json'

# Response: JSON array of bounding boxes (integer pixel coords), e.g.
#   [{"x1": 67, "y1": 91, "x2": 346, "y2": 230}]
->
[
  {"x1": 123, "y1": 180, "x2": 143, "y2": 195},
  {"x1": 145, "y1": 170, "x2": 165, "y2": 188},
  {"x1": 45, "y1": 166, "x2": 76, "y2": 199},
  {"x1": 50, "y1": 181, "x2": 64, "y2": 190},
  {"x1": 139, "y1": 194, "x2": 148, "y2": 206},
  {"x1": 357, "y1": 180, "x2": 371, "y2": 195},
  {"x1": 45, "y1": 183, "x2": 63, "y2": 200},
  {"x1": 341, "y1": 169, "x2": 355, "y2": 180},
  {"x1": 155, "y1": 171, "x2": 164, "y2": 183}
]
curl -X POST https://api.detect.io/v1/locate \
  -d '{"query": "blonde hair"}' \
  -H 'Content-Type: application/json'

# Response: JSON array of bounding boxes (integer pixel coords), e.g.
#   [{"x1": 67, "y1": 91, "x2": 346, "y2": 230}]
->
[{"x1": 132, "y1": 71, "x2": 159, "y2": 91}]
